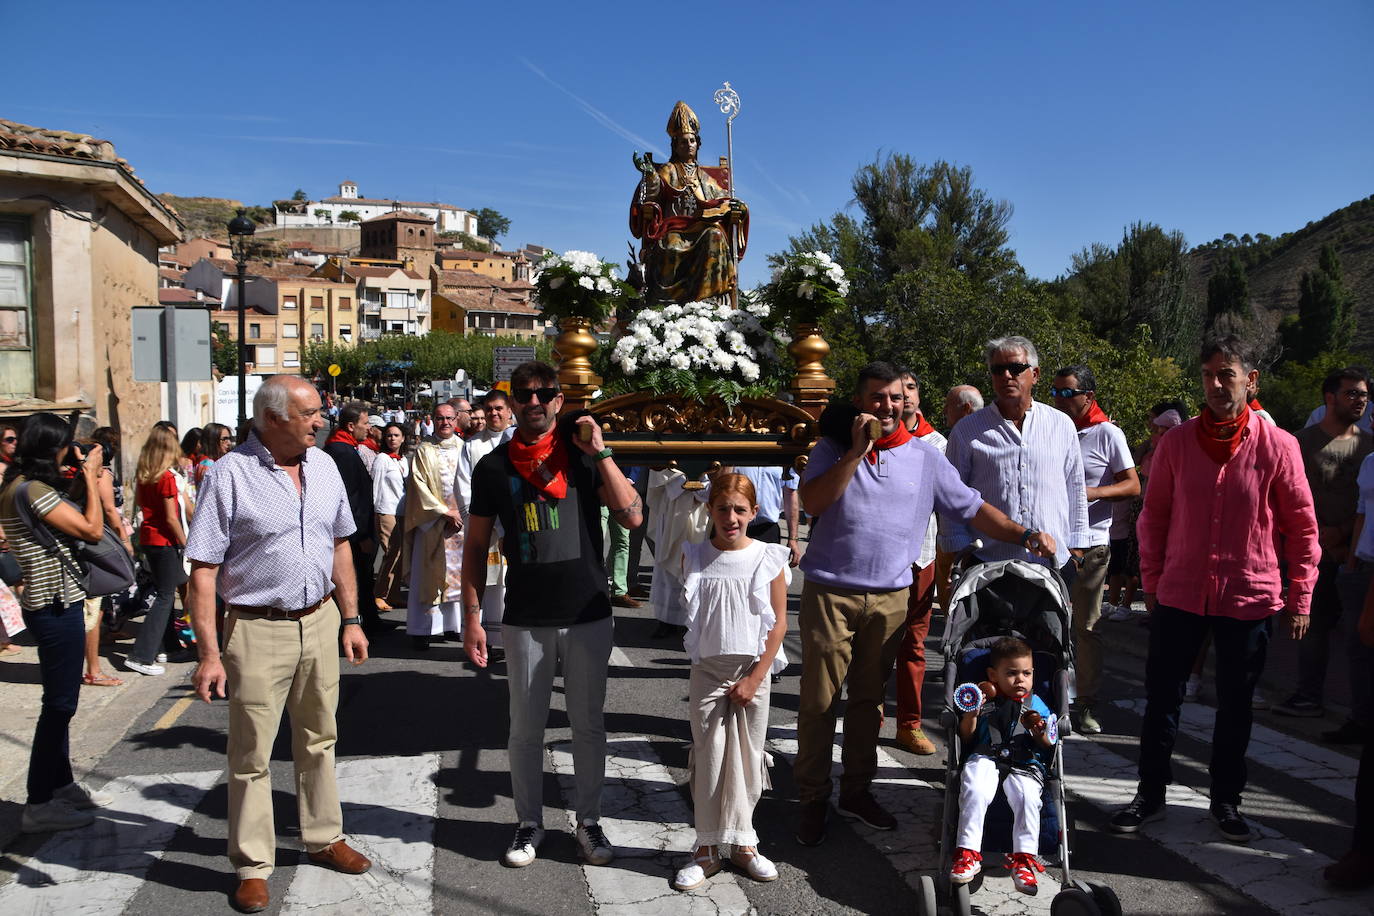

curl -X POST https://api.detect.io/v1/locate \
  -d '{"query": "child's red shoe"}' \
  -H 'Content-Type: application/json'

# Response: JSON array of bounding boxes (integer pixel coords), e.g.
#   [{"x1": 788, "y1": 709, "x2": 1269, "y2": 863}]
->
[
  {"x1": 1006, "y1": 852, "x2": 1044, "y2": 895},
  {"x1": 950, "y1": 847, "x2": 982, "y2": 885}
]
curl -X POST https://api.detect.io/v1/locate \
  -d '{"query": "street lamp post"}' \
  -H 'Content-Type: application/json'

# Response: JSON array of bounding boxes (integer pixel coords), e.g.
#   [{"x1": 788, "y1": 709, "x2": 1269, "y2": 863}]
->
[{"x1": 227, "y1": 208, "x2": 256, "y2": 438}]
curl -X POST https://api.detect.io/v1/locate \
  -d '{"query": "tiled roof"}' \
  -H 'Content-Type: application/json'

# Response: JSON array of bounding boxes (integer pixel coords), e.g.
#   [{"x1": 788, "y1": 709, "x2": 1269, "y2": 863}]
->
[
  {"x1": 318, "y1": 196, "x2": 463, "y2": 210},
  {"x1": 159, "y1": 267, "x2": 185, "y2": 284},
  {"x1": 361, "y1": 210, "x2": 433, "y2": 224},
  {"x1": 437, "y1": 249, "x2": 499, "y2": 261},
  {"x1": 435, "y1": 268, "x2": 498, "y2": 288},
  {"x1": 445, "y1": 287, "x2": 541, "y2": 315},
  {"x1": 159, "y1": 288, "x2": 219, "y2": 305},
  {"x1": 249, "y1": 263, "x2": 317, "y2": 279},
  {"x1": 0, "y1": 118, "x2": 117, "y2": 164}
]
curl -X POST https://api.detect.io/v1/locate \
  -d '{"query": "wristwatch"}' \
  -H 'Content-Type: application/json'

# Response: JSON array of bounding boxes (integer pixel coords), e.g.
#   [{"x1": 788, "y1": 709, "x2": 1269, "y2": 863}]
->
[
  {"x1": 1020, "y1": 528, "x2": 1041, "y2": 549},
  {"x1": 340, "y1": 616, "x2": 362, "y2": 627},
  {"x1": 594, "y1": 447, "x2": 614, "y2": 461}
]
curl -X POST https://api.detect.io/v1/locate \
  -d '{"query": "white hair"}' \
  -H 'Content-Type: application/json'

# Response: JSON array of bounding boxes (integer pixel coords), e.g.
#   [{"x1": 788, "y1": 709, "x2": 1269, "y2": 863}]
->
[
  {"x1": 252, "y1": 375, "x2": 307, "y2": 432},
  {"x1": 954, "y1": 386, "x2": 984, "y2": 410},
  {"x1": 985, "y1": 335, "x2": 1040, "y2": 368}
]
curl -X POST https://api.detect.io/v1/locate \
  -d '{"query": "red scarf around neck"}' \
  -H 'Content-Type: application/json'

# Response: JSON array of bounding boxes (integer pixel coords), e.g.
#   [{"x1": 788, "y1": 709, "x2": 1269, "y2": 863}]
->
[
  {"x1": 384, "y1": 449, "x2": 402, "y2": 461},
  {"x1": 908, "y1": 413, "x2": 936, "y2": 438},
  {"x1": 1073, "y1": 400, "x2": 1112, "y2": 430},
  {"x1": 360, "y1": 437, "x2": 381, "y2": 452},
  {"x1": 507, "y1": 430, "x2": 570, "y2": 498},
  {"x1": 326, "y1": 428, "x2": 359, "y2": 447},
  {"x1": 865, "y1": 422, "x2": 914, "y2": 465},
  {"x1": 1197, "y1": 405, "x2": 1251, "y2": 465}
]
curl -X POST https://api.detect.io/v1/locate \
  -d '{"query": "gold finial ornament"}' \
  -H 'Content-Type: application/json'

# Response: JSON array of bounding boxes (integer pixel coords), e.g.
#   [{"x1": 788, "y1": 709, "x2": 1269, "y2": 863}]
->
[{"x1": 665, "y1": 100, "x2": 700, "y2": 138}]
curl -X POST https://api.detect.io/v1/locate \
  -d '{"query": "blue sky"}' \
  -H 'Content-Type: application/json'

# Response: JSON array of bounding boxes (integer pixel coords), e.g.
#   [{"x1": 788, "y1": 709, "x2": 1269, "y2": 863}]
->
[{"x1": 6, "y1": 1, "x2": 1370, "y2": 288}]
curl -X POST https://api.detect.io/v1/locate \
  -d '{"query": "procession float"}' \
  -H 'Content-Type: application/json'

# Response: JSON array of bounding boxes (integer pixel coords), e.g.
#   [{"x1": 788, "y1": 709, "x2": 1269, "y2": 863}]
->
[{"x1": 540, "y1": 85, "x2": 844, "y2": 471}]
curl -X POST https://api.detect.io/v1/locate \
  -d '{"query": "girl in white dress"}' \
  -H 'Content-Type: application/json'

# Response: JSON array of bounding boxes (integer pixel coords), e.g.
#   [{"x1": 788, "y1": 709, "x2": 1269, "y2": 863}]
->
[{"x1": 673, "y1": 473, "x2": 790, "y2": 891}]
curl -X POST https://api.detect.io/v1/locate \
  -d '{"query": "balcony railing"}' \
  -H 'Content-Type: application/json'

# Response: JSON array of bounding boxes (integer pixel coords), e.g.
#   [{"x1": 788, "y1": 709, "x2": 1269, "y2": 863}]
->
[{"x1": 360, "y1": 327, "x2": 383, "y2": 339}]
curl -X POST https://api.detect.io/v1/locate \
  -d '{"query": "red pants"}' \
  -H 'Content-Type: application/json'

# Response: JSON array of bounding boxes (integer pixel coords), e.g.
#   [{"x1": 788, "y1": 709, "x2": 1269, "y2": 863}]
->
[{"x1": 896, "y1": 562, "x2": 937, "y2": 731}]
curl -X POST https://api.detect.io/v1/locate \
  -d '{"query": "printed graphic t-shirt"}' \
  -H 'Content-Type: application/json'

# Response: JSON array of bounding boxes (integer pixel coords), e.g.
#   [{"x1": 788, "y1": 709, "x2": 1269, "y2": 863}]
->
[{"x1": 469, "y1": 442, "x2": 610, "y2": 628}]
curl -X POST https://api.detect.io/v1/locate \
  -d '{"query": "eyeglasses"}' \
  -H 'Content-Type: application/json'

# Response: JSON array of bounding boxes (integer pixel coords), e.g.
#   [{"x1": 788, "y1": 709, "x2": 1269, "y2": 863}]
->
[
  {"x1": 1, "y1": 437, "x2": 15, "y2": 443},
  {"x1": 1049, "y1": 387, "x2": 1090, "y2": 398},
  {"x1": 435, "y1": 415, "x2": 458, "y2": 424},
  {"x1": 219, "y1": 435, "x2": 232, "y2": 442},
  {"x1": 1340, "y1": 389, "x2": 1370, "y2": 401},
  {"x1": 991, "y1": 362, "x2": 1033, "y2": 377},
  {"x1": 512, "y1": 387, "x2": 561, "y2": 405}
]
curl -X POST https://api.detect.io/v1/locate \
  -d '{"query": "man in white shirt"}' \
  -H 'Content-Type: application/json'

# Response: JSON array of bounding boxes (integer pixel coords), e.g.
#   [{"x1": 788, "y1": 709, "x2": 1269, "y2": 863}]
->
[
  {"x1": 455, "y1": 391, "x2": 514, "y2": 640},
  {"x1": 945, "y1": 336, "x2": 1090, "y2": 572},
  {"x1": 1051, "y1": 365, "x2": 1139, "y2": 735},
  {"x1": 895, "y1": 370, "x2": 947, "y2": 756}
]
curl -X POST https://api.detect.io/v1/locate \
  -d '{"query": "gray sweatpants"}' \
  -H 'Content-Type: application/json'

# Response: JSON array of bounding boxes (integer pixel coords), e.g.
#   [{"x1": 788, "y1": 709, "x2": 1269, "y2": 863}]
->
[{"x1": 503, "y1": 616, "x2": 614, "y2": 826}]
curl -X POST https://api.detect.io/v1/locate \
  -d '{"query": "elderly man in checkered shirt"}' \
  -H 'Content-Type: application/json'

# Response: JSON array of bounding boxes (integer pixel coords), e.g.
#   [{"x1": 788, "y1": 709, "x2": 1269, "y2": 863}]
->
[{"x1": 187, "y1": 375, "x2": 372, "y2": 915}]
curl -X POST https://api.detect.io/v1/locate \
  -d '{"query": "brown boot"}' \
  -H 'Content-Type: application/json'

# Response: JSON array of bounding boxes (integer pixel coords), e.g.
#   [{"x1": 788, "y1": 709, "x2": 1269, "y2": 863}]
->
[
  {"x1": 307, "y1": 839, "x2": 372, "y2": 874},
  {"x1": 896, "y1": 727, "x2": 936, "y2": 755},
  {"x1": 232, "y1": 878, "x2": 269, "y2": 913}
]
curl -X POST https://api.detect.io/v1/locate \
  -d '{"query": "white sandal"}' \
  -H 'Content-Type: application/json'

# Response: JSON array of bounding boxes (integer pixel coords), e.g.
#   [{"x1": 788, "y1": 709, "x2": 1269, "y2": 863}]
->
[
  {"x1": 672, "y1": 850, "x2": 722, "y2": 891},
  {"x1": 731, "y1": 848, "x2": 779, "y2": 882}
]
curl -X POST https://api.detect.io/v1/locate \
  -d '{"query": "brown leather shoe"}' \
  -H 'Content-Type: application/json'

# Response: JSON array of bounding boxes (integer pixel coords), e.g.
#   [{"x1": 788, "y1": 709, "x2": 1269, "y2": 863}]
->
[
  {"x1": 611, "y1": 594, "x2": 641, "y2": 609},
  {"x1": 896, "y1": 726, "x2": 937, "y2": 755},
  {"x1": 232, "y1": 878, "x2": 269, "y2": 913},
  {"x1": 307, "y1": 839, "x2": 372, "y2": 874}
]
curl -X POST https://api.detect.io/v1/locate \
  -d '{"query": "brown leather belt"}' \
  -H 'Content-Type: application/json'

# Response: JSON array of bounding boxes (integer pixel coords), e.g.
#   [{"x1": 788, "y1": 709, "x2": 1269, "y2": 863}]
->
[{"x1": 228, "y1": 595, "x2": 330, "y2": 621}]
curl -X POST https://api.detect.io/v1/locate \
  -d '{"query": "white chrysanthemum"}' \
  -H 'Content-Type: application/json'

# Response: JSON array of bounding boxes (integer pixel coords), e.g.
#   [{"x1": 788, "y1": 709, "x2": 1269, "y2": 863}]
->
[
  {"x1": 577, "y1": 276, "x2": 595, "y2": 290},
  {"x1": 712, "y1": 350, "x2": 735, "y2": 371},
  {"x1": 664, "y1": 331, "x2": 684, "y2": 350},
  {"x1": 798, "y1": 280, "x2": 815, "y2": 299},
  {"x1": 595, "y1": 276, "x2": 615, "y2": 293},
  {"x1": 669, "y1": 352, "x2": 691, "y2": 370},
  {"x1": 739, "y1": 359, "x2": 760, "y2": 381},
  {"x1": 663, "y1": 304, "x2": 683, "y2": 317},
  {"x1": 726, "y1": 331, "x2": 747, "y2": 353},
  {"x1": 620, "y1": 355, "x2": 637, "y2": 374},
  {"x1": 800, "y1": 263, "x2": 817, "y2": 277}
]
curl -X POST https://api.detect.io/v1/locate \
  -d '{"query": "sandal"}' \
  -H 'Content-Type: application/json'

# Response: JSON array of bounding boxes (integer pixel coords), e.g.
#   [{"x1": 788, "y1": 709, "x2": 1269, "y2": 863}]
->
[
  {"x1": 0, "y1": 644, "x2": 21, "y2": 656},
  {"x1": 672, "y1": 849, "x2": 722, "y2": 891},
  {"x1": 83, "y1": 672, "x2": 123, "y2": 687},
  {"x1": 730, "y1": 847, "x2": 779, "y2": 882}
]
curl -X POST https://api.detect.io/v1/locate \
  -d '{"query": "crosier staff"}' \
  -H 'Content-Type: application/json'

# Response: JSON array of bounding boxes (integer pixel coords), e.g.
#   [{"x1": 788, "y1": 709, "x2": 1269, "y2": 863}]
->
[{"x1": 714, "y1": 81, "x2": 742, "y2": 304}]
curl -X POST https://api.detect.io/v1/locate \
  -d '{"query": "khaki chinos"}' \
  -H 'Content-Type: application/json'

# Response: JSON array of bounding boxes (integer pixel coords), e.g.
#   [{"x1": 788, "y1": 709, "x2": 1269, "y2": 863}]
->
[
  {"x1": 794, "y1": 581, "x2": 910, "y2": 803},
  {"x1": 223, "y1": 600, "x2": 344, "y2": 878},
  {"x1": 1069, "y1": 544, "x2": 1112, "y2": 705}
]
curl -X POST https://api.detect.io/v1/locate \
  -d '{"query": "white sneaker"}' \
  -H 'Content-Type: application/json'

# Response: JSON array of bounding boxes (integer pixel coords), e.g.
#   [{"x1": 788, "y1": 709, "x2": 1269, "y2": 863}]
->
[
  {"x1": 576, "y1": 819, "x2": 615, "y2": 865},
  {"x1": 21, "y1": 797, "x2": 95, "y2": 833},
  {"x1": 155, "y1": 652, "x2": 168, "y2": 664},
  {"x1": 502, "y1": 823, "x2": 544, "y2": 868},
  {"x1": 1184, "y1": 675, "x2": 1201, "y2": 702},
  {"x1": 54, "y1": 780, "x2": 113, "y2": 809},
  {"x1": 731, "y1": 848, "x2": 779, "y2": 882},
  {"x1": 125, "y1": 659, "x2": 165, "y2": 676},
  {"x1": 672, "y1": 852, "x2": 722, "y2": 891}
]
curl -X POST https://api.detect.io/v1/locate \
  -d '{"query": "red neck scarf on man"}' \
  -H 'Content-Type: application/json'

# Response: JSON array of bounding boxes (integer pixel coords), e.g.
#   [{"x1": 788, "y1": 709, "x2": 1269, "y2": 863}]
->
[
  {"x1": 1249, "y1": 397, "x2": 1265, "y2": 413},
  {"x1": 326, "y1": 428, "x2": 358, "y2": 448},
  {"x1": 360, "y1": 436, "x2": 381, "y2": 453},
  {"x1": 1197, "y1": 405, "x2": 1251, "y2": 464},
  {"x1": 907, "y1": 413, "x2": 936, "y2": 438},
  {"x1": 865, "y1": 422, "x2": 914, "y2": 465},
  {"x1": 1073, "y1": 400, "x2": 1112, "y2": 430},
  {"x1": 507, "y1": 429, "x2": 570, "y2": 499}
]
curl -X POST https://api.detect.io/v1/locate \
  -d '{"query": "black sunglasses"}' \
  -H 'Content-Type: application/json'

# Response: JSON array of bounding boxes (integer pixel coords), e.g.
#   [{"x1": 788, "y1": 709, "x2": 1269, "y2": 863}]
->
[
  {"x1": 1, "y1": 436, "x2": 15, "y2": 443},
  {"x1": 1049, "y1": 387, "x2": 1090, "y2": 398},
  {"x1": 991, "y1": 362, "x2": 1033, "y2": 377},
  {"x1": 512, "y1": 387, "x2": 561, "y2": 405}
]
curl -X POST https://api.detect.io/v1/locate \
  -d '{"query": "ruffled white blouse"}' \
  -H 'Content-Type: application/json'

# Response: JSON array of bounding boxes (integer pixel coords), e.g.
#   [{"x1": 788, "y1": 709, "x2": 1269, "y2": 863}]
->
[{"x1": 682, "y1": 539, "x2": 791, "y2": 674}]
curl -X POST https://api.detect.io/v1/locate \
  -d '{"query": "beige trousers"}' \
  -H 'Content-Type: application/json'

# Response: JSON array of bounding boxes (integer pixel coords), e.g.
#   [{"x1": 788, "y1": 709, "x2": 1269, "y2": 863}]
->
[
  {"x1": 1069, "y1": 544, "x2": 1111, "y2": 704},
  {"x1": 374, "y1": 513, "x2": 404, "y2": 604},
  {"x1": 223, "y1": 600, "x2": 343, "y2": 878},
  {"x1": 688, "y1": 654, "x2": 771, "y2": 847}
]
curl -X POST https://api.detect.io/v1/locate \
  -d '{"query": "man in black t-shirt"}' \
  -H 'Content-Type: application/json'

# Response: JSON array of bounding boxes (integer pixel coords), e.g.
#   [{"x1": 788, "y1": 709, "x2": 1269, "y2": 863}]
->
[{"x1": 462, "y1": 361, "x2": 642, "y2": 871}]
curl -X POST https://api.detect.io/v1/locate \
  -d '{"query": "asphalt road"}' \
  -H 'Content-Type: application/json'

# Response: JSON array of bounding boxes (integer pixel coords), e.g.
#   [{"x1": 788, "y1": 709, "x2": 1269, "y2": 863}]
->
[{"x1": 0, "y1": 556, "x2": 1367, "y2": 916}]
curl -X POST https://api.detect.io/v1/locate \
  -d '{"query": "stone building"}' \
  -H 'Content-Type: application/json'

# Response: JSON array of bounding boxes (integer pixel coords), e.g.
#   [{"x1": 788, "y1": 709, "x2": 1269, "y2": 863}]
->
[{"x1": 0, "y1": 117, "x2": 194, "y2": 461}]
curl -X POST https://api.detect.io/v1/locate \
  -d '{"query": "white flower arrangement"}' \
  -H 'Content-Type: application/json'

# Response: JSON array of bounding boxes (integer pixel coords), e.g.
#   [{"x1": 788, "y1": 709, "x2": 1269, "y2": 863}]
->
[
  {"x1": 609, "y1": 293, "x2": 788, "y2": 402},
  {"x1": 762, "y1": 250, "x2": 851, "y2": 323},
  {"x1": 532, "y1": 249, "x2": 631, "y2": 322}
]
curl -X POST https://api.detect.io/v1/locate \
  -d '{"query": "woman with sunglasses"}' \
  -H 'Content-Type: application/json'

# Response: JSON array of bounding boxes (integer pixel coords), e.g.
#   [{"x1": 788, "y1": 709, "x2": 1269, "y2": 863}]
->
[
  {"x1": 195, "y1": 423, "x2": 233, "y2": 489},
  {"x1": 0, "y1": 412, "x2": 113, "y2": 832}
]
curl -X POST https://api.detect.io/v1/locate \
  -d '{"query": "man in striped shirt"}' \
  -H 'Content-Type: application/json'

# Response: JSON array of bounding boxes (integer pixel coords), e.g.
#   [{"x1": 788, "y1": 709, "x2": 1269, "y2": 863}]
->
[{"x1": 944, "y1": 336, "x2": 1090, "y2": 572}]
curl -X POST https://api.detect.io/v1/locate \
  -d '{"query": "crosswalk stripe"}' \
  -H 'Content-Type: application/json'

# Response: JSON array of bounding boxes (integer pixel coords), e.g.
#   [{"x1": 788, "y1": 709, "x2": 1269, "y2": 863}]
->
[
  {"x1": 1065, "y1": 733, "x2": 1371, "y2": 915},
  {"x1": 766, "y1": 721, "x2": 1061, "y2": 913},
  {"x1": 0, "y1": 769, "x2": 221, "y2": 915},
  {"x1": 279, "y1": 753, "x2": 441, "y2": 915},
  {"x1": 1111, "y1": 698, "x2": 1358, "y2": 800},
  {"x1": 550, "y1": 736, "x2": 755, "y2": 915}
]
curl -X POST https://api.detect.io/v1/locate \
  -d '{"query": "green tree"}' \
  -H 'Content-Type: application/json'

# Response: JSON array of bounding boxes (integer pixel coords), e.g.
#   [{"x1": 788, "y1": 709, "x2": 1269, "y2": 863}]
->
[
  {"x1": 291, "y1": 189, "x2": 308, "y2": 202},
  {"x1": 210, "y1": 322, "x2": 237, "y2": 376},
  {"x1": 313, "y1": 209, "x2": 331, "y2": 223},
  {"x1": 1283, "y1": 244, "x2": 1353, "y2": 364},
  {"x1": 338, "y1": 210, "x2": 361, "y2": 223},
  {"x1": 476, "y1": 208, "x2": 511, "y2": 242},
  {"x1": 1205, "y1": 253, "x2": 1251, "y2": 327}
]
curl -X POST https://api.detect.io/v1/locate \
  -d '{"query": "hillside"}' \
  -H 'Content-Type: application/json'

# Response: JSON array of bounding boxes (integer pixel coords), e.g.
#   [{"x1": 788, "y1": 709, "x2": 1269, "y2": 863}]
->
[
  {"x1": 1187, "y1": 195, "x2": 1374, "y2": 351},
  {"x1": 156, "y1": 194, "x2": 272, "y2": 241}
]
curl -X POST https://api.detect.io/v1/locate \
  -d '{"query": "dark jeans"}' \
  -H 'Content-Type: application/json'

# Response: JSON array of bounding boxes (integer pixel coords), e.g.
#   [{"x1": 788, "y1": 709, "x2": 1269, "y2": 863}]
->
[
  {"x1": 352, "y1": 538, "x2": 378, "y2": 625},
  {"x1": 1138, "y1": 604, "x2": 1271, "y2": 806},
  {"x1": 23, "y1": 598, "x2": 84, "y2": 804},
  {"x1": 1335, "y1": 566, "x2": 1374, "y2": 727},
  {"x1": 1295, "y1": 561, "x2": 1343, "y2": 703},
  {"x1": 131, "y1": 545, "x2": 185, "y2": 665}
]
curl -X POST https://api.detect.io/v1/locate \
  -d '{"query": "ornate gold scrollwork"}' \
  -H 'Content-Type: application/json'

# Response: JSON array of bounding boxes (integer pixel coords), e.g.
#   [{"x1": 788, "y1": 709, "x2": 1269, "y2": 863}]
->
[{"x1": 591, "y1": 391, "x2": 817, "y2": 440}]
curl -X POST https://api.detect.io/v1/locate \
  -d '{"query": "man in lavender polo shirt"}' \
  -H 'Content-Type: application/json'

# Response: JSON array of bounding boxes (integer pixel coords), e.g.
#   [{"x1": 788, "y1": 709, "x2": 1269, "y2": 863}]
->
[
  {"x1": 188, "y1": 375, "x2": 372, "y2": 914},
  {"x1": 793, "y1": 361, "x2": 1057, "y2": 846}
]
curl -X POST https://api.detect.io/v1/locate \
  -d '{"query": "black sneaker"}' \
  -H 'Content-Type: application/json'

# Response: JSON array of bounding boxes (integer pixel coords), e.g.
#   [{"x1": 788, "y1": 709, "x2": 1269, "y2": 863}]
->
[
  {"x1": 1108, "y1": 792, "x2": 1165, "y2": 833},
  {"x1": 1210, "y1": 802, "x2": 1252, "y2": 843},
  {"x1": 1322, "y1": 720, "x2": 1371, "y2": 744},
  {"x1": 1272, "y1": 693, "x2": 1325, "y2": 718},
  {"x1": 795, "y1": 800, "x2": 829, "y2": 846},
  {"x1": 837, "y1": 791, "x2": 897, "y2": 830}
]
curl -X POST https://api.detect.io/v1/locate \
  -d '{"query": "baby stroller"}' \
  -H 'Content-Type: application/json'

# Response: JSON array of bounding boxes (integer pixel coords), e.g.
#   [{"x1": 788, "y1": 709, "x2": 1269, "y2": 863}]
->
[{"x1": 915, "y1": 556, "x2": 1120, "y2": 916}]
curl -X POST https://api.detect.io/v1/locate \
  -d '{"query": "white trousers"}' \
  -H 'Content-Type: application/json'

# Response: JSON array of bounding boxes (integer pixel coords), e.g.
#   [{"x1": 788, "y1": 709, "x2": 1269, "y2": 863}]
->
[{"x1": 956, "y1": 754, "x2": 1041, "y2": 854}]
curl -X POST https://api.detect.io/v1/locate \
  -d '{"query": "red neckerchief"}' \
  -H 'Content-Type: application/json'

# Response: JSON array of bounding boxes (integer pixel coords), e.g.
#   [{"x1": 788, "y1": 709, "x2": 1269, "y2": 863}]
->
[
  {"x1": 507, "y1": 429, "x2": 570, "y2": 498},
  {"x1": 360, "y1": 437, "x2": 381, "y2": 452},
  {"x1": 908, "y1": 413, "x2": 936, "y2": 438},
  {"x1": 1198, "y1": 405, "x2": 1251, "y2": 464},
  {"x1": 865, "y1": 422, "x2": 914, "y2": 465},
  {"x1": 1249, "y1": 397, "x2": 1265, "y2": 413},
  {"x1": 384, "y1": 450, "x2": 402, "y2": 461},
  {"x1": 1073, "y1": 400, "x2": 1112, "y2": 430},
  {"x1": 326, "y1": 429, "x2": 359, "y2": 447}
]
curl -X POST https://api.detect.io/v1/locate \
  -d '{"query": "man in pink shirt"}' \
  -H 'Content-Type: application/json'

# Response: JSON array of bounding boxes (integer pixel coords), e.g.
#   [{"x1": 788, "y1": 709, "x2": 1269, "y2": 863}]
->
[{"x1": 1110, "y1": 334, "x2": 1318, "y2": 844}]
